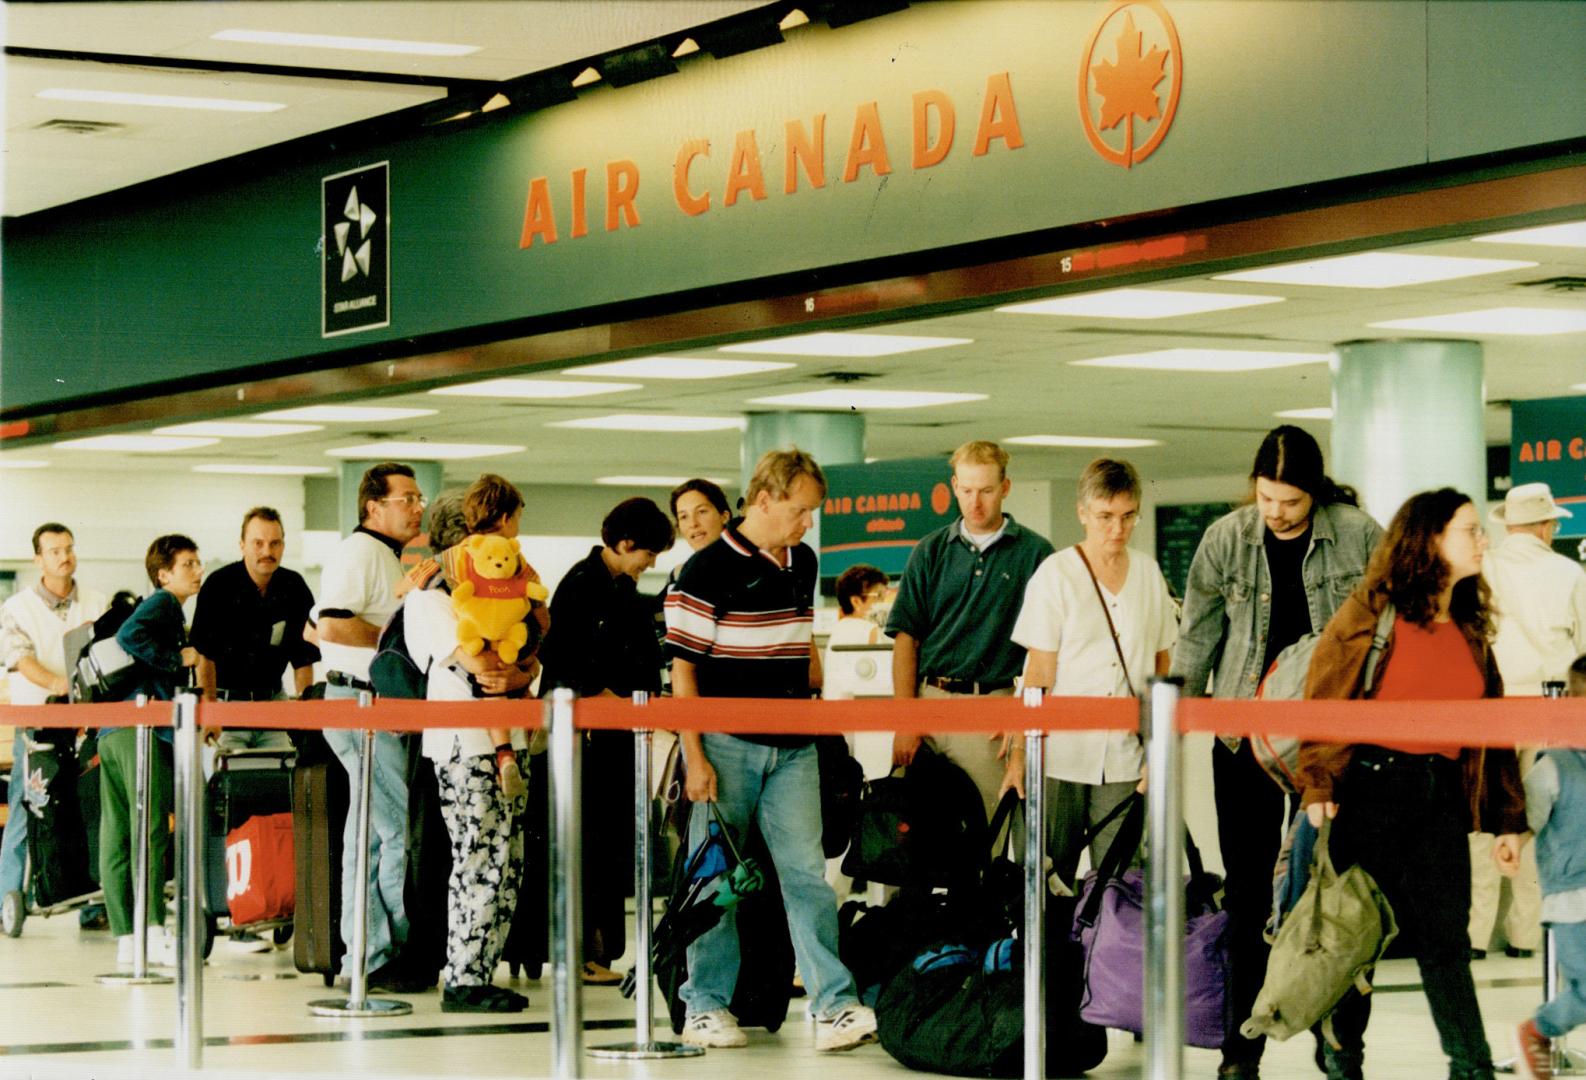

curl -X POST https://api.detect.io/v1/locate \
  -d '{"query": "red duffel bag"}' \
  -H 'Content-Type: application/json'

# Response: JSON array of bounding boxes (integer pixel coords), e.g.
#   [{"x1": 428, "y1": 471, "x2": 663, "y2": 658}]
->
[{"x1": 227, "y1": 812, "x2": 296, "y2": 926}]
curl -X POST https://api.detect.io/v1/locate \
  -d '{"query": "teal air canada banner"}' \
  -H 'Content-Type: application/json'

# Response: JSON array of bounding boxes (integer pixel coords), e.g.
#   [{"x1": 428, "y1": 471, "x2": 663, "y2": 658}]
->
[
  {"x1": 820, "y1": 457, "x2": 958, "y2": 579},
  {"x1": 1511, "y1": 396, "x2": 1586, "y2": 538}
]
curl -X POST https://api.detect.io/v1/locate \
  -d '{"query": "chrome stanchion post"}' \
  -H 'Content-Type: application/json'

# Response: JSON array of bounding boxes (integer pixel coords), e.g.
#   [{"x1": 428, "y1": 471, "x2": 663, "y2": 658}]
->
[
  {"x1": 173, "y1": 692, "x2": 205, "y2": 1069},
  {"x1": 309, "y1": 691, "x2": 410, "y2": 1018},
  {"x1": 548, "y1": 688, "x2": 584, "y2": 1078},
  {"x1": 589, "y1": 691, "x2": 702, "y2": 1060},
  {"x1": 98, "y1": 695, "x2": 172, "y2": 986},
  {"x1": 1020, "y1": 687, "x2": 1046, "y2": 1080},
  {"x1": 1143, "y1": 678, "x2": 1184, "y2": 1080}
]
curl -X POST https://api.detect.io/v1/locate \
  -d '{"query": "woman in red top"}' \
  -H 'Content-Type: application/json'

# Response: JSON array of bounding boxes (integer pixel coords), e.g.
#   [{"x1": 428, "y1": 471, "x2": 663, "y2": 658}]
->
[{"x1": 1297, "y1": 488, "x2": 1526, "y2": 1080}]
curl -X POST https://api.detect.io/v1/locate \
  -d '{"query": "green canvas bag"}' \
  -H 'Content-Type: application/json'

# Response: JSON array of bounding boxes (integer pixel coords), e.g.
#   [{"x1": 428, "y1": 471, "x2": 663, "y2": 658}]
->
[{"x1": 1240, "y1": 818, "x2": 1398, "y2": 1044}]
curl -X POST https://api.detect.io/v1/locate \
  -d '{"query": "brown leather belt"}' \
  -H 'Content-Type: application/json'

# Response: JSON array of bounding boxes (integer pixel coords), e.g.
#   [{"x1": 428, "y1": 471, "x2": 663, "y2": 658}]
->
[{"x1": 922, "y1": 676, "x2": 1014, "y2": 695}]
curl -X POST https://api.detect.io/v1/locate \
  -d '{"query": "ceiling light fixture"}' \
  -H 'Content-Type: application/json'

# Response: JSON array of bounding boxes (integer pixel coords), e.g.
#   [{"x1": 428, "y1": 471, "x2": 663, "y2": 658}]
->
[
  {"x1": 722, "y1": 333, "x2": 972, "y2": 357},
  {"x1": 571, "y1": 67, "x2": 603, "y2": 88},
  {"x1": 192, "y1": 464, "x2": 334, "y2": 476},
  {"x1": 1070, "y1": 348, "x2": 1331, "y2": 372},
  {"x1": 428, "y1": 378, "x2": 642, "y2": 399},
  {"x1": 748, "y1": 390, "x2": 987, "y2": 409},
  {"x1": 37, "y1": 88, "x2": 285, "y2": 113},
  {"x1": 1472, "y1": 221, "x2": 1586, "y2": 248},
  {"x1": 54, "y1": 435, "x2": 221, "y2": 452},
  {"x1": 996, "y1": 289, "x2": 1285, "y2": 319},
  {"x1": 481, "y1": 93, "x2": 511, "y2": 113},
  {"x1": 566, "y1": 357, "x2": 796, "y2": 379},
  {"x1": 1004, "y1": 435, "x2": 1163, "y2": 449},
  {"x1": 1214, "y1": 252, "x2": 1535, "y2": 288},
  {"x1": 254, "y1": 405, "x2": 437, "y2": 422},
  {"x1": 779, "y1": 9, "x2": 811, "y2": 30},
  {"x1": 154, "y1": 421, "x2": 323, "y2": 438},
  {"x1": 1367, "y1": 307, "x2": 1586, "y2": 335},
  {"x1": 210, "y1": 29, "x2": 480, "y2": 55},
  {"x1": 550, "y1": 415, "x2": 747, "y2": 433},
  {"x1": 325, "y1": 441, "x2": 525, "y2": 460},
  {"x1": 596, "y1": 475, "x2": 730, "y2": 487},
  {"x1": 1274, "y1": 407, "x2": 1335, "y2": 421},
  {"x1": 672, "y1": 38, "x2": 701, "y2": 58}
]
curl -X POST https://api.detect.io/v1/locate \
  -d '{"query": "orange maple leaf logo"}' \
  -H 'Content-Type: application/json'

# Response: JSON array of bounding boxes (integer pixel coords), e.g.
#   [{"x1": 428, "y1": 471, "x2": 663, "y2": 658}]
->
[{"x1": 1091, "y1": 11, "x2": 1168, "y2": 135}]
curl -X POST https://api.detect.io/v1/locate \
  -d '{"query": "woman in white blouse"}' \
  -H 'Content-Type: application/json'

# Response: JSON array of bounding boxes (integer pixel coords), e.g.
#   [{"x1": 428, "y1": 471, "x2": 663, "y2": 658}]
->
[{"x1": 999, "y1": 458, "x2": 1178, "y2": 891}]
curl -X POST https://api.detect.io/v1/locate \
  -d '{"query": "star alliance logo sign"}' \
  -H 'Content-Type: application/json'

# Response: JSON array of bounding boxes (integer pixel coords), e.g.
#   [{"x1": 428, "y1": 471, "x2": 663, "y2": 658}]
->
[{"x1": 322, "y1": 162, "x2": 390, "y2": 337}]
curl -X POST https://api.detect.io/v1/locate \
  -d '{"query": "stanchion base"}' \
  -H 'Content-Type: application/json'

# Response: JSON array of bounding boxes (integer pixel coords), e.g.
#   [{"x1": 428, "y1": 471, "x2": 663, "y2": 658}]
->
[
  {"x1": 220, "y1": 971, "x2": 299, "y2": 981},
  {"x1": 96, "y1": 970, "x2": 174, "y2": 986},
  {"x1": 307, "y1": 996, "x2": 412, "y2": 1018},
  {"x1": 587, "y1": 1040, "x2": 705, "y2": 1060}
]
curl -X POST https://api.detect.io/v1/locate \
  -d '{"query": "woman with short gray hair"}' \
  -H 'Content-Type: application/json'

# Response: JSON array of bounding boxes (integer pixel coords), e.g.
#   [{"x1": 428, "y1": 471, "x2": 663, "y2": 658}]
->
[{"x1": 999, "y1": 458, "x2": 1178, "y2": 890}]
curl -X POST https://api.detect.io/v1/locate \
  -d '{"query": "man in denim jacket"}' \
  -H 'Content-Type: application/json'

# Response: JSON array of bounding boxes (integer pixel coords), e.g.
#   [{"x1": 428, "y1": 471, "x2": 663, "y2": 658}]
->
[{"x1": 1170, "y1": 426, "x2": 1382, "y2": 1080}]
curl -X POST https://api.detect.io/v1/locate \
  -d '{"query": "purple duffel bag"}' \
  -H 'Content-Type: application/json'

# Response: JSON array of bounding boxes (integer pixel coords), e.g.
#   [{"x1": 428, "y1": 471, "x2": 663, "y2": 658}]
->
[{"x1": 1071, "y1": 795, "x2": 1233, "y2": 1049}]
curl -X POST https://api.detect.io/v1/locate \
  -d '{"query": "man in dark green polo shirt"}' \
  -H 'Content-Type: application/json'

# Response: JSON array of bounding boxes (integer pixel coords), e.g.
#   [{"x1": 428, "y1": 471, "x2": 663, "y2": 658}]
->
[{"x1": 886, "y1": 440, "x2": 1054, "y2": 823}]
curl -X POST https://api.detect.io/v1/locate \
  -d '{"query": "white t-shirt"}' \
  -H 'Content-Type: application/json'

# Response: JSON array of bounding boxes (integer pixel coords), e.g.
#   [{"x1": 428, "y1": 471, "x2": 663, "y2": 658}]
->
[
  {"x1": 822, "y1": 615, "x2": 884, "y2": 701},
  {"x1": 1, "y1": 585, "x2": 109, "y2": 705},
  {"x1": 1011, "y1": 547, "x2": 1178, "y2": 784},
  {"x1": 315, "y1": 530, "x2": 405, "y2": 681},
  {"x1": 405, "y1": 588, "x2": 528, "y2": 761}
]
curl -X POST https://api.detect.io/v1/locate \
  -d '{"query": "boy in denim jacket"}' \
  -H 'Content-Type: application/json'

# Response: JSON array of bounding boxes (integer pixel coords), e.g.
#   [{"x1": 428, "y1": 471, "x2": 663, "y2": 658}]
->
[{"x1": 1514, "y1": 653, "x2": 1586, "y2": 1079}]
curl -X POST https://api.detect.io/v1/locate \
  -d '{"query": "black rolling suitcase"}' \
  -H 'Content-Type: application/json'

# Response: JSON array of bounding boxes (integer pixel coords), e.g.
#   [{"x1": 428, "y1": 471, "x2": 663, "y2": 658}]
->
[
  {"x1": 21, "y1": 729, "x2": 98, "y2": 907},
  {"x1": 291, "y1": 733, "x2": 349, "y2": 985}
]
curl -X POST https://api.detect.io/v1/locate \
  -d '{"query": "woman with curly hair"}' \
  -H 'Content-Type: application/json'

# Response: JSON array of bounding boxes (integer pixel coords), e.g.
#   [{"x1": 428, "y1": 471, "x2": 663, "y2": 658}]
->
[{"x1": 1298, "y1": 488, "x2": 1527, "y2": 1080}]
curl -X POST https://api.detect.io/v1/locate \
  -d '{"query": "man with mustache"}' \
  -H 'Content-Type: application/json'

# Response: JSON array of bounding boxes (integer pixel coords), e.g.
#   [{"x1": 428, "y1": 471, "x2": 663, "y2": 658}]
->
[{"x1": 190, "y1": 506, "x2": 319, "y2": 749}]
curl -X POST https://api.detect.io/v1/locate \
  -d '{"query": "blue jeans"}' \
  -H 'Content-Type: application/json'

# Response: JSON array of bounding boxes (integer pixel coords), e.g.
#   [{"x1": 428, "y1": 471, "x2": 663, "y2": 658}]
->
[
  {"x1": 324, "y1": 699, "x2": 410, "y2": 976},
  {"x1": 1, "y1": 731, "x2": 27, "y2": 896},
  {"x1": 681, "y1": 734, "x2": 857, "y2": 1020},
  {"x1": 1538, "y1": 920, "x2": 1586, "y2": 1038}
]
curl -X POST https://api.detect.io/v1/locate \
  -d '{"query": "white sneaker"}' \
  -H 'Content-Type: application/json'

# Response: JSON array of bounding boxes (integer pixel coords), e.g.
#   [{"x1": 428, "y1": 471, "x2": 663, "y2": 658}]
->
[
  {"x1": 814, "y1": 1005, "x2": 878, "y2": 1052},
  {"x1": 147, "y1": 926, "x2": 177, "y2": 968},
  {"x1": 681, "y1": 1010, "x2": 748, "y2": 1048},
  {"x1": 116, "y1": 934, "x2": 134, "y2": 966}
]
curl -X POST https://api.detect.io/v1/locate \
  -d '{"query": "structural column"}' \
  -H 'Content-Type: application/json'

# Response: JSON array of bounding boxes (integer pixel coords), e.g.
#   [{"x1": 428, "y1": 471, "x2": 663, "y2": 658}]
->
[
  {"x1": 1330, "y1": 339, "x2": 1486, "y2": 527},
  {"x1": 740, "y1": 412, "x2": 865, "y2": 492}
]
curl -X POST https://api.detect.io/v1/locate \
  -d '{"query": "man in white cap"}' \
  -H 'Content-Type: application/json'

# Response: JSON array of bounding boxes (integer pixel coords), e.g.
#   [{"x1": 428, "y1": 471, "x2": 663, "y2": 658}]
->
[{"x1": 1469, "y1": 482, "x2": 1586, "y2": 960}]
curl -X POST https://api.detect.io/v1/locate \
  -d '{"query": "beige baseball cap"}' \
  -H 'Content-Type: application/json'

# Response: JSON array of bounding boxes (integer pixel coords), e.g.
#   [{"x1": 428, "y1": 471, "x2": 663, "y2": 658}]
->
[{"x1": 1490, "y1": 482, "x2": 1574, "y2": 525}]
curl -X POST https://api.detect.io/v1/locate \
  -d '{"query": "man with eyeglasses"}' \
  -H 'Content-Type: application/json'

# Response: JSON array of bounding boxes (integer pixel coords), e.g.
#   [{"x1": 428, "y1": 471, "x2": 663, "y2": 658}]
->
[{"x1": 315, "y1": 461, "x2": 428, "y2": 992}]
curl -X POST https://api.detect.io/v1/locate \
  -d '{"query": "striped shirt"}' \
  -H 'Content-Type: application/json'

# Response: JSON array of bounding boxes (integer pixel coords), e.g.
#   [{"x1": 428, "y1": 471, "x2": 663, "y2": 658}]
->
[{"x1": 664, "y1": 524, "x2": 816, "y2": 747}]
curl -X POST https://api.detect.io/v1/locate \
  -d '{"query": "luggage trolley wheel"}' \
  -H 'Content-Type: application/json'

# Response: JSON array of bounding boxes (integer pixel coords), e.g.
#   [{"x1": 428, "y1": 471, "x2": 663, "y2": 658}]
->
[
  {"x1": 272, "y1": 923, "x2": 293, "y2": 948},
  {"x1": 2, "y1": 890, "x2": 24, "y2": 937}
]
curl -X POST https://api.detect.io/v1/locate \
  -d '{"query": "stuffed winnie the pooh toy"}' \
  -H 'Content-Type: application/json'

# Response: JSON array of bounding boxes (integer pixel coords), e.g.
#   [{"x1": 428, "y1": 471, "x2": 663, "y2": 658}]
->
[{"x1": 451, "y1": 533, "x2": 550, "y2": 664}]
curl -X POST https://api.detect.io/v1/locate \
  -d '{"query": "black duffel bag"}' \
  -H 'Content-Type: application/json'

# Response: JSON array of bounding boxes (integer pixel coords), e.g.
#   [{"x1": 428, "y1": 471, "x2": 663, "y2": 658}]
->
[{"x1": 840, "y1": 747, "x2": 987, "y2": 888}]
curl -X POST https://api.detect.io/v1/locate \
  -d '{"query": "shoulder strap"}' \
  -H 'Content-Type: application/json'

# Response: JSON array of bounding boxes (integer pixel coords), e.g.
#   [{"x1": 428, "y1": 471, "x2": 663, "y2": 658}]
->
[
  {"x1": 1073, "y1": 545, "x2": 1137, "y2": 697},
  {"x1": 1360, "y1": 599, "x2": 1396, "y2": 697}
]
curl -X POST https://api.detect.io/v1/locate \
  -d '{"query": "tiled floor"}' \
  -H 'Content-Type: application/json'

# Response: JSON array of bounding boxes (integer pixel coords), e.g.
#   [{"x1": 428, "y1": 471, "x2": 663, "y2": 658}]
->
[{"x1": 0, "y1": 907, "x2": 1553, "y2": 1079}]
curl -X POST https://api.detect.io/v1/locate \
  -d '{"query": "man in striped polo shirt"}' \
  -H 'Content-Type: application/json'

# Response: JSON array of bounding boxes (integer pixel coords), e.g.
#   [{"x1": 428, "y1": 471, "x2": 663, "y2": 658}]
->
[{"x1": 664, "y1": 448, "x2": 877, "y2": 1054}]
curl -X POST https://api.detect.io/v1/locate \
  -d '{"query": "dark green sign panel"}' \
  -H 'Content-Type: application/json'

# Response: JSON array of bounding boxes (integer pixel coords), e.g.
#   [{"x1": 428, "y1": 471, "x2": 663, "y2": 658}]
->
[
  {"x1": 821, "y1": 457, "x2": 958, "y2": 578},
  {"x1": 1155, "y1": 501, "x2": 1235, "y2": 599},
  {"x1": 1511, "y1": 396, "x2": 1586, "y2": 538}
]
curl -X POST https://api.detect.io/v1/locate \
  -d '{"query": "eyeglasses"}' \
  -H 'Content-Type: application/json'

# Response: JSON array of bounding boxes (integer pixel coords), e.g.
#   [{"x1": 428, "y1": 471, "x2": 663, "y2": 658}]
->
[
  {"x1": 1455, "y1": 525, "x2": 1488, "y2": 542},
  {"x1": 379, "y1": 494, "x2": 427, "y2": 509}
]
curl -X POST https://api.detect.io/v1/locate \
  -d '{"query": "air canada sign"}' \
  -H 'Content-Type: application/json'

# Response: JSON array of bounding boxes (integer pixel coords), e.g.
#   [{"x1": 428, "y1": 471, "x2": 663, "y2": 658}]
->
[{"x1": 516, "y1": 2, "x2": 1182, "y2": 249}]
